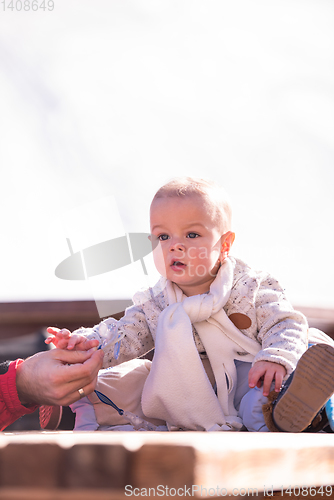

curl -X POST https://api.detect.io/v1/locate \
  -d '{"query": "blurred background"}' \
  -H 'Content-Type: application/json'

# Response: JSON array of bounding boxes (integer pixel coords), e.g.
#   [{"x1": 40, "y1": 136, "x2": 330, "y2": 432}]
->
[
  {"x1": 0, "y1": 0, "x2": 333, "y2": 430},
  {"x1": 0, "y1": 0, "x2": 333, "y2": 310}
]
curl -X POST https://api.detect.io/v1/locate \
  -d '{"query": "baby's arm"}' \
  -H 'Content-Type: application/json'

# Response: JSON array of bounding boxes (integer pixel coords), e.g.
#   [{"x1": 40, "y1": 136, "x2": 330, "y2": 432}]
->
[
  {"x1": 248, "y1": 360, "x2": 286, "y2": 397},
  {"x1": 45, "y1": 327, "x2": 99, "y2": 351},
  {"x1": 95, "y1": 304, "x2": 154, "y2": 368},
  {"x1": 47, "y1": 303, "x2": 154, "y2": 369},
  {"x1": 253, "y1": 274, "x2": 308, "y2": 377}
]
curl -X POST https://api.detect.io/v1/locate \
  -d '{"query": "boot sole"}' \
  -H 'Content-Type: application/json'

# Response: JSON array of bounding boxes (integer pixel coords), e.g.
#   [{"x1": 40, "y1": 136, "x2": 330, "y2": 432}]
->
[{"x1": 273, "y1": 343, "x2": 334, "y2": 432}]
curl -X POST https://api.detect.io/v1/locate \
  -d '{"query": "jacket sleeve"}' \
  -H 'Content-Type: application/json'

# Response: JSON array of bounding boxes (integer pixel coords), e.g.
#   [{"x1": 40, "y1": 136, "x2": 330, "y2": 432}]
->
[
  {"x1": 0, "y1": 360, "x2": 38, "y2": 431},
  {"x1": 76, "y1": 303, "x2": 155, "y2": 369},
  {"x1": 252, "y1": 274, "x2": 308, "y2": 376}
]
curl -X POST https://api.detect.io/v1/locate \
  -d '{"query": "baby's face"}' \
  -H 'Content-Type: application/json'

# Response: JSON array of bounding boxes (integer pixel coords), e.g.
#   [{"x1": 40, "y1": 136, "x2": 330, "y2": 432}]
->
[{"x1": 150, "y1": 195, "x2": 226, "y2": 296}]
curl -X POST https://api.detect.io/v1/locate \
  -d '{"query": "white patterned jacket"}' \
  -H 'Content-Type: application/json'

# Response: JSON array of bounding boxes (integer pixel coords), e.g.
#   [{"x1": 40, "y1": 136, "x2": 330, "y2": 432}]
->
[{"x1": 79, "y1": 257, "x2": 308, "y2": 377}]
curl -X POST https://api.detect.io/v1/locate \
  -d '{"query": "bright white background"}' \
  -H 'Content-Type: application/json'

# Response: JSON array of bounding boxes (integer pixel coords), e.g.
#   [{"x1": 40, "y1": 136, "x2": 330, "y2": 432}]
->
[{"x1": 0, "y1": 0, "x2": 333, "y2": 309}]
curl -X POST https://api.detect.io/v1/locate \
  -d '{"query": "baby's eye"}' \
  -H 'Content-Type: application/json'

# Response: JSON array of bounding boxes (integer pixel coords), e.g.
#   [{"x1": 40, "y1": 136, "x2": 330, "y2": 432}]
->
[
  {"x1": 158, "y1": 234, "x2": 170, "y2": 241},
  {"x1": 187, "y1": 232, "x2": 199, "y2": 239}
]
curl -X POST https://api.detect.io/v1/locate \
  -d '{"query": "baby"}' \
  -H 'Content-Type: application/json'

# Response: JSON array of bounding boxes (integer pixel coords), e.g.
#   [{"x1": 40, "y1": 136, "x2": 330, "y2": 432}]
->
[{"x1": 46, "y1": 177, "x2": 334, "y2": 432}]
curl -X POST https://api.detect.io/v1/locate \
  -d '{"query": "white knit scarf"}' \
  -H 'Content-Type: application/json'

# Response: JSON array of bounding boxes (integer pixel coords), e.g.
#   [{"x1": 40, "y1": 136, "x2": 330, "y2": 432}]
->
[{"x1": 141, "y1": 258, "x2": 261, "y2": 431}]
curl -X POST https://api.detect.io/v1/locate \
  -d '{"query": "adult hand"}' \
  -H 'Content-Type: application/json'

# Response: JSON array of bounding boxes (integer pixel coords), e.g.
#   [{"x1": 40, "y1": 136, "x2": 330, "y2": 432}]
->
[{"x1": 16, "y1": 348, "x2": 104, "y2": 407}]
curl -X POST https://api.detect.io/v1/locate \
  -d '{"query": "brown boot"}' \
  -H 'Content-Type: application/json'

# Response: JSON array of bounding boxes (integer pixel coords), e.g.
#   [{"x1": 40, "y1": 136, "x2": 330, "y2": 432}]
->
[{"x1": 267, "y1": 344, "x2": 334, "y2": 432}]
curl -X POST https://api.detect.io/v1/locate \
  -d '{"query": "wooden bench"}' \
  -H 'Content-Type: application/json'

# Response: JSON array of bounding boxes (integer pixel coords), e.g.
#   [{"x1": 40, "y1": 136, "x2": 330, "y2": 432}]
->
[
  {"x1": 0, "y1": 431, "x2": 334, "y2": 499},
  {"x1": 0, "y1": 301, "x2": 333, "y2": 340}
]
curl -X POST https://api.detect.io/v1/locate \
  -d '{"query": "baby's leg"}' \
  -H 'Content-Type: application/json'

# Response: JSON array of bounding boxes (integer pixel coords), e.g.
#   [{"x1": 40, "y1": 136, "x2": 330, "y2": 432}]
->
[
  {"x1": 238, "y1": 343, "x2": 334, "y2": 433},
  {"x1": 238, "y1": 386, "x2": 271, "y2": 432},
  {"x1": 70, "y1": 397, "x2": 99, "y2": 431},
  {"x1": 234, "y1": 360, "x2": 270, "y2": 432}
]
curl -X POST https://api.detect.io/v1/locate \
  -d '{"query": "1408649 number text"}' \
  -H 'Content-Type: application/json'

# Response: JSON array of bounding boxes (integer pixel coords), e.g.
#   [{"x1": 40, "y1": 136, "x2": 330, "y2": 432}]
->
[{"x1": 1, "y1": 0, "x2": 54, "y2": 11}]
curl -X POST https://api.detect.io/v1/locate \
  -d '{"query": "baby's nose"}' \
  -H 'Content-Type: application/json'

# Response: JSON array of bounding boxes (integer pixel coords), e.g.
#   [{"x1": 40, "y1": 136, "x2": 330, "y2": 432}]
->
[{"x1": 169, "y1": 240, "x2": 185, "y2": 252}]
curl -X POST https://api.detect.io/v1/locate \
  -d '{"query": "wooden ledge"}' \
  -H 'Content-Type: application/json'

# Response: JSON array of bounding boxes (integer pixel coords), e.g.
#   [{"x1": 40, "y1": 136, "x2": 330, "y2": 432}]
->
[
  {"x1": 0, "y1": 301, "x2": 128, "y2": 339},
  {"x1": 0, "y1": 432, "x2": 333, "y2": 497},
  {"x1": 0, "y1": 301, "x2": 334, "y2": 340}
]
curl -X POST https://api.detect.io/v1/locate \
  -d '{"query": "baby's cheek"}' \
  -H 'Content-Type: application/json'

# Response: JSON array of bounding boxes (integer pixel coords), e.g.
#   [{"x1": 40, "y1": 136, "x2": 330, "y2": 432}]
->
[
  {"x1": 210, "y1": 247, "x2": 221, "y2": 264},
  {"x1": 152, "y1": 246, "x2": 168, "y2": 276}
]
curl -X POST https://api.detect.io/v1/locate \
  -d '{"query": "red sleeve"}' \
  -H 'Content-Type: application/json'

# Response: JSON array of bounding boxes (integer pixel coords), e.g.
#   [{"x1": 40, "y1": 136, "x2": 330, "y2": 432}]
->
[{"x1": 0, "y1": 359, "x2": 38, "y2": 431}]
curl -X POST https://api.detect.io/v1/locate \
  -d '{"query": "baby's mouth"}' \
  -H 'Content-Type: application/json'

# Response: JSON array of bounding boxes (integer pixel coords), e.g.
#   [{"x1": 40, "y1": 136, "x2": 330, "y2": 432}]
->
[{"x1": 171, "y1": 260, "x2": 186, "y2": 270}]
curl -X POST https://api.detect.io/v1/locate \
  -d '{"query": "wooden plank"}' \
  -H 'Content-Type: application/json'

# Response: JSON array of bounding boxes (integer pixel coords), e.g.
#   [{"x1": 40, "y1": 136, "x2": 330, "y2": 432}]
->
[
  {"x1": 0, "y1": 432, "x2": 333, "y2": 497},
  {"x1": 297, "y1": 305, "x2": 334, "y2": 339},
  {"x1": 0, "y1": 488, "x2": 128, "y2": 500},
  {"x1": 130, "y1": 443, "x2": 195, "y2": 490},
  {"x1": 0, "y1": 488, "x2": 331, "y2": 500},
  {"x1": 297, "y1": 306, "x2": 334, "y2": 323},
  {"x1": 0, "y1": 301, "x2": 129, "y2": 339},
  {"x1": 0, "y1": 301, "x2": 333, "y2": 340}
]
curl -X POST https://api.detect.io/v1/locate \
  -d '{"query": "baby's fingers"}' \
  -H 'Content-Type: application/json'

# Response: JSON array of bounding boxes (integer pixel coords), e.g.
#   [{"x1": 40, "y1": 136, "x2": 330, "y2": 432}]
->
[
  {"x1": 45, "y1": 335, "x2": 71, "y2": 349},
  {"x1": 84, "y1": 339, "x2": 100, "y2": 350},
  {"x1": 248, "y1": 365, "x2": 263, "y2": 389},
  {"x1": 66, "y1": 334, "x2": 82, "y2": 350},
  {"x1": 55, "y1": 338, "x2": 72, "y2": 349},
  {"x1": 262, "y1": 371, "x2": 274, "y2": 397},
  {"x1": 274, "y1": 376, "x2": 282, "y2": 393},
  {"x1": 45, "y1": 336, "x2": 56, "y2": 345},
  {"x1": 66, "y1": 334, "x2": 97, "y2": 351},
  {"x1": 47, "y1": 327, "x2": 71, "y2": 338},
  {"x1": 45, "y1": 327, "x2": 73, "y2": 348},
  {"x1": 274, "y1": 367, "x2": 286, "y2": 393}
]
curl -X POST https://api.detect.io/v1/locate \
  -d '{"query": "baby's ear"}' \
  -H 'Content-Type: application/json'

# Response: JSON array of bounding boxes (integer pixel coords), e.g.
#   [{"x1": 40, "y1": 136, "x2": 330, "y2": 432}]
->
[
  {"x1": 225, "y1": 231, "x2": 235, "y2": 249},
  {"x1": 220, "y1": 231, "x2": 235, "y2": 260}
]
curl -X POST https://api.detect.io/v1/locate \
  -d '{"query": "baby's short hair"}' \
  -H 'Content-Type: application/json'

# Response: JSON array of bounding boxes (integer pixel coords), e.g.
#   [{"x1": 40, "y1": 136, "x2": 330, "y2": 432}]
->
[{"x1": 151, "y1": 177, "x2": 232, "y2": 233}]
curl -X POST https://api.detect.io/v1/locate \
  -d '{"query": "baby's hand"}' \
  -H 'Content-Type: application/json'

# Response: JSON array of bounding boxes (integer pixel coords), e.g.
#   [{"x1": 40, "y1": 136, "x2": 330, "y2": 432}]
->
[
  {"x1": 45, "y1": 327, "x2": 99, "y2": 351},
  {"x1": 248, "y1": 361, "x2": 286, "y2": 397}
]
